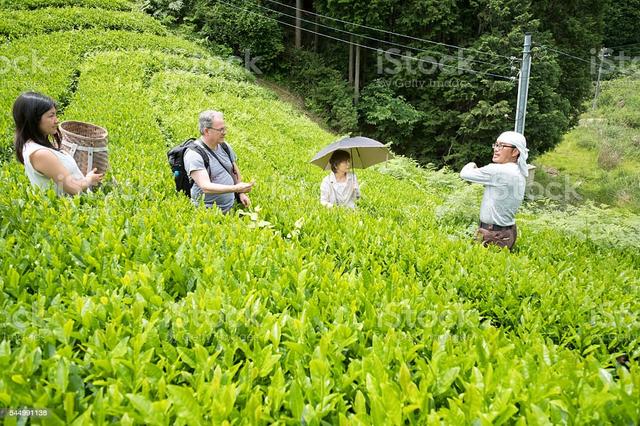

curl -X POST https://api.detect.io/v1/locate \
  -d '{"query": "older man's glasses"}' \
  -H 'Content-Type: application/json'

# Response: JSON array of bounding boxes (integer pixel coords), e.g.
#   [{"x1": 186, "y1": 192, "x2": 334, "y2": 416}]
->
[
  {"x1": 207, "y1": 127, "x2": 226, "y2": 133},
  {"x1": 492, "y1": 143, "x2": 516, "y2": 151}
]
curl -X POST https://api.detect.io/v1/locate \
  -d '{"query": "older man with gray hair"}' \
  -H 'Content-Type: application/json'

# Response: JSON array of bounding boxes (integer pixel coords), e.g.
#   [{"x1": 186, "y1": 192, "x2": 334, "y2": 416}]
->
[
  {"x1": 183, "y1": 110, "x2": 254, "y2": 213},
  {"x1": 460, "y1": 131, "x2": 529, "y2": 250}
]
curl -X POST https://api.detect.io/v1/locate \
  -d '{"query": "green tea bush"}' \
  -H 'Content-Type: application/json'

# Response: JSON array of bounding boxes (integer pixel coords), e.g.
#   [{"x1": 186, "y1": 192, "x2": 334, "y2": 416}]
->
[
  {"x1": 146, "y1": 65, "x2": 640, "y2": 359},
  {"x1": 0, "y1": 8, "x2": 167, "y2": 39},
  {"x1": 521, "y1": 201, "x2": 640, "y2": 250},
  {"x1": 376, "y1": 157, "x2": 461, "y2": 201},
  {"x1": 0, "y1": 1, "x2": 639, "y2": 424},
  {"x1": 0, "y1": 30, "x2": 208, "y2": 154},
  {"x1": 435, "y1": 184, "x2": 483, "y2": 227},
  {"x1": 0, "y1": 0, "x2": 133, "y2": 10}
]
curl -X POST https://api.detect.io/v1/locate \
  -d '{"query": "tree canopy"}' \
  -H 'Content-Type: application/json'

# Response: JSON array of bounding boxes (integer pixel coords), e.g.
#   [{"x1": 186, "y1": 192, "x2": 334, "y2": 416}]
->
[{"x1": 145, "y1": 0, "x2": 632, "y2": 168}]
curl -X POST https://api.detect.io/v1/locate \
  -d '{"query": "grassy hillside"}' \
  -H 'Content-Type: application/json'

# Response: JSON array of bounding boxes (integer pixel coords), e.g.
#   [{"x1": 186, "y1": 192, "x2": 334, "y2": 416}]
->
[
  {"x1": 0, "y1": 1, "x2": 638, "y2": 424},
  {"x1": 535, "y1": 73, "x2": 640, "y2": 212}
]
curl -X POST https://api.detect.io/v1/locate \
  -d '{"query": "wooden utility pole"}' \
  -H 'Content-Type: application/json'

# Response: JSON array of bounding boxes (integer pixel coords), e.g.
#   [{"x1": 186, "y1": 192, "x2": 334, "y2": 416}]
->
[
  {"x1": 593, "y1": 48, "x2": 610, "y2": 110},
  {"x1": 348, "y1": 36, "x2": 354, "y2": 85},
  {"x1": 313, "y1": 16, "x2": 319, "y2": 52},
  {"x1": 295, "y1": 0, "x2": 302, "y2": 48},
  {"x1": 354, "y1": 44, "x2": 361, "y2": 103}
]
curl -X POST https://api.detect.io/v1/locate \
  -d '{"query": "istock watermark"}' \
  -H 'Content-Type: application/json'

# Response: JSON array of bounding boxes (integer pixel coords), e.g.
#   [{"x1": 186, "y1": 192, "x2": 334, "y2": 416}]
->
[
  {"x1": 224, "y1": 49, "x2": 264, "y2": 74},
  {"x1": 591, "y1": 48, "x2": 640, "y2": 76},
  {"x1": 2, "y1": 303, "x2": 47, "y2": 343},
  {"x1": 457, "y1": 174, "x2": 582, "y2": 204},
  {"x1": 379, "y1": 78, "x2": 473, "y2": 89},
  {"x1": 376, "y1": 47, "x2": 516, "y2": 77},
  {"x1": 367, "y1": 302, "x2": 478, "y2": 332},
  {"x1": 175, "y1": 49, "x2": 265, "y2": 76},
  {"x1": 525, "y1": 176, "x2": 583, "y2": 203},
  {"x1": 0, "y1": 51, "x2": 48, "y2": 75}
]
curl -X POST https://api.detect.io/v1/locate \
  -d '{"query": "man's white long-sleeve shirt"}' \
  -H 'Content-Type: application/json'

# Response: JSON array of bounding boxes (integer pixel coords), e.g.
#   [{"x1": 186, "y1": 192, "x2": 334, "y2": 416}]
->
[{"x1": 460, "y1": 162, "x2": 525, "y2": 226}]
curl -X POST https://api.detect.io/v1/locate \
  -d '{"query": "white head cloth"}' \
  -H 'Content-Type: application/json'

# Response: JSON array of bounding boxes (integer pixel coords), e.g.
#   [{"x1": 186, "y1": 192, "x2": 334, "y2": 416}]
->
[{"x1": 497, "y1": 131, "x2": 528, "y2": 177}]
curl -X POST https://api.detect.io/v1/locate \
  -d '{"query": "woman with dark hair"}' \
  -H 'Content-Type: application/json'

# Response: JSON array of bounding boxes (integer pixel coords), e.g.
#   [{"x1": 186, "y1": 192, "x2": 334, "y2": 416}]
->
[
  {"x1": 320, "y1": 150, "x2": 360, "y2": 208},
  {"x1": 13, "y1": 92, "x2": 102, "y2": 195}
]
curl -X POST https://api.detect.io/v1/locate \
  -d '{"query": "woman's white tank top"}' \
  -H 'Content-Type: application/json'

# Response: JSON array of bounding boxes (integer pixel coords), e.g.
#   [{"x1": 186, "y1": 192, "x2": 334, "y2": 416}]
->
[{"x1": 22, "y1": 141, "x2": 84, "y2": 196}]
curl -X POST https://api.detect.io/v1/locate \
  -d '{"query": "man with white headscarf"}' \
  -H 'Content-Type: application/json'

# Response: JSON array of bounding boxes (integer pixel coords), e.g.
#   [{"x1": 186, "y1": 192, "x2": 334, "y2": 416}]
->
[{"x1": 459, "y1": 131, "x2": 529, "y2": 250}]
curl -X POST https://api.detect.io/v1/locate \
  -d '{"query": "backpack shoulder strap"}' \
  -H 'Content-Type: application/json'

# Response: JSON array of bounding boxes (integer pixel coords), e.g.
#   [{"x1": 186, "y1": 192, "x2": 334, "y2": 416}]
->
[
  {"x1": 198, "y1": 141, "x2": 236, "y2": 182},
  {"x1": 220, "y1": 143, "x2": 233, "y2": 161},
  {"x1": 198, "y1": 142, "x2": 241, "y2": 203},
  {"x1": 220, "y1": 143, "x2": 238, "y2": 183},
  {"x1": 188, "y1": 140, "x2": 211, "y2": 178}
]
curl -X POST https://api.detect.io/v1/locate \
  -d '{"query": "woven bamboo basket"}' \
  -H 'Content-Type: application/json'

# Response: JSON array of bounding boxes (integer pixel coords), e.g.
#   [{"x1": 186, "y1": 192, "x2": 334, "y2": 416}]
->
[{"x1": 59, "y1": 121, "x2": 109, "y2": 175}]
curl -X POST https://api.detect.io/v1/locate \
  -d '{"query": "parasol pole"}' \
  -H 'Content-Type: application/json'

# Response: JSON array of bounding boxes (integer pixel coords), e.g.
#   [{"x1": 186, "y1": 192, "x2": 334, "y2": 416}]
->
[
  {"x1": 353, "y1": 147, "x2": 360, "y2": 206},
  {"x1": 353, "y1": 147, "x2": 360, "y2": 175}
]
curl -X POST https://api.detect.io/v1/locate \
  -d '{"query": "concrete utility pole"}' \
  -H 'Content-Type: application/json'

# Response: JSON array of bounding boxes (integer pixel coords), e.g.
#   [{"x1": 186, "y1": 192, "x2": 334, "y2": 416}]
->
[
  {"x1": 592, "y1": 47, "x2": 610, "y2": 111},
  {"x1": 295, "y1": 0, "x2": 302, "y2": 48},
  {"x1": 515, "y1": 33, "x2": 532, "y2": 134}
]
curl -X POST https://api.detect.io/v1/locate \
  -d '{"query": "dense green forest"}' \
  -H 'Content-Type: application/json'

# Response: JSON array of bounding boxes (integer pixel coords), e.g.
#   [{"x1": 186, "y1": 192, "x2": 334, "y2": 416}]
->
[{"x1": 143, "y1": 0, "x2": 640, "y2": 168}]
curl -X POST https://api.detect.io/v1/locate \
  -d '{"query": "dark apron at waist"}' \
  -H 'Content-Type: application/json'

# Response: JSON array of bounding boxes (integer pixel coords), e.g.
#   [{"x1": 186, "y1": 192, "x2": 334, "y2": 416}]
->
[{"x1": 480, "y1": 221, "x2": 515, "y2": 231}]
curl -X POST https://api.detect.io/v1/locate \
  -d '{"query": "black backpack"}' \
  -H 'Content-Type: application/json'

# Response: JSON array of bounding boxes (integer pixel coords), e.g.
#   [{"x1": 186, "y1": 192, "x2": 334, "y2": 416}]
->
[{"x1": 167, "y1": 138, "x2": 236, "y2": 197}]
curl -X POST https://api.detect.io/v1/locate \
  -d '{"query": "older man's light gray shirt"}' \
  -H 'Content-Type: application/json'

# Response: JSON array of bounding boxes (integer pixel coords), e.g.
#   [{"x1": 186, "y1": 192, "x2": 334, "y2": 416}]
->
[
  {"x1": 460, "y1": 162, "x2": 525, "y2": 226},
  {"x1": 184, "y1": 140, "x2": 237, "y2": 213}
]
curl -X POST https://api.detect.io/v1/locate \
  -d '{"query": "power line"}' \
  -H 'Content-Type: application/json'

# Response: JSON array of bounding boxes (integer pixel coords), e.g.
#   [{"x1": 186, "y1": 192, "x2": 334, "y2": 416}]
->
[
  {"x1": 607, "y1": 41, "x2": 640, "y2": 50},
  {"x1": 246, "y1": 0, "x2": 508, "y2": 68},
  {"x1": 215, "y1": 0, "x2": 516, "y2": 80},
  {"x1": 262, "y1": 0, "x2": 520, "y2": 62},
  {"x1": 537, "y1": 44, "x2": 592, "y2": 64},
  {"x1": 536, "y1": 44, "x2": 639, "y2": 80}
]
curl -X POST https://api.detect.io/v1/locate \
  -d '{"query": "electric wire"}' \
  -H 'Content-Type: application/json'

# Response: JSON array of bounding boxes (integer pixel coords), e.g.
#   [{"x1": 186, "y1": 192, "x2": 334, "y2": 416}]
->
[
  {"x1": 243, "y1": 0, "x2": 509, "y2": 68},
  {"x1": 607, "y1": 41, "x2": 640, "y2": 50},
  {"x1": 214, "y1": 0, "x2": 517, "y2": 81},
  {"x1": 536, "y1": 43, "x2": 639, "y2": 79},
  {"x1": 537, "y1": 44, "x2": 592, "y2": 64},
  {"x1": 262, "y1": 0, "x2": 520, "y2": 62}
]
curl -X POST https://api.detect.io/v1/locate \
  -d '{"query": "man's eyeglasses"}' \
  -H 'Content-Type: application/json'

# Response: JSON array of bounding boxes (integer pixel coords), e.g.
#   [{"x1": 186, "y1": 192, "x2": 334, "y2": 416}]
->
[
  {"x1": 492, "y1": 143, "x2": 516, "y2": 151},
  {"x1": 207, "y1": 127, "x2": 226, "y2": 133}
]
